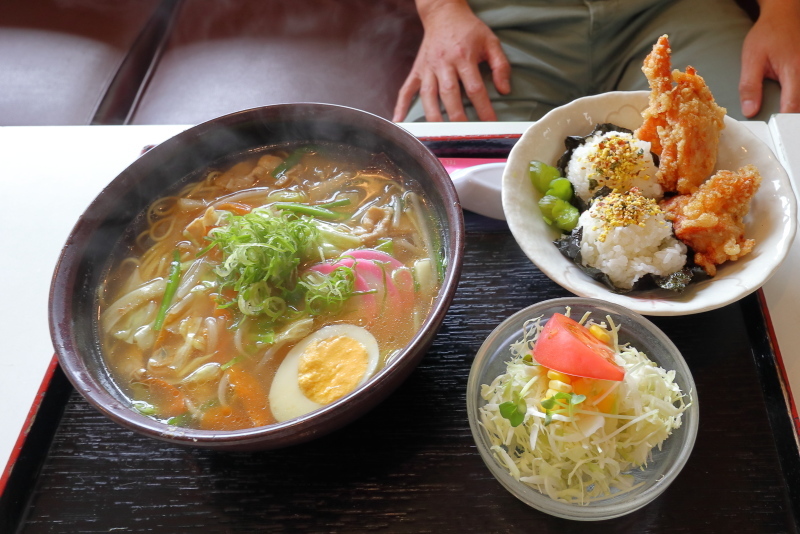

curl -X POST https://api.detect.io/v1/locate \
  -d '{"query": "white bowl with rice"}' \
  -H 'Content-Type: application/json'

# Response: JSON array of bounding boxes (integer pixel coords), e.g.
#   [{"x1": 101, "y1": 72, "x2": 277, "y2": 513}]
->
[{"x1": 502, "y1": 91, "x2": 797, "y2": 316}]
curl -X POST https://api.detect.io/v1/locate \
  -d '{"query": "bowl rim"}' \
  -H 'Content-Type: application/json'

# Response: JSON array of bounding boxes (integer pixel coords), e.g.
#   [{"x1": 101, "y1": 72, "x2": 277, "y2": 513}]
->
[
  {"x1": 466, "y1": 297, "x2": 699, "y2": 520},
  {"x1": 502, "y1": 90, "x2": 798, "y2": 316},
  {"x1": 49, "y1": 102, "x2": 465, "y2": 449}
]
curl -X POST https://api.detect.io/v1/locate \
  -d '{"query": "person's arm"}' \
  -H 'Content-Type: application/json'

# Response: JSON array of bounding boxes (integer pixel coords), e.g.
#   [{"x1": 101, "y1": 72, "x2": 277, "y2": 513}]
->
[
  {"x1": 392, "y1": 0, "x2": 511, "y2": 122},
  {"x1": 739, "y1": 0, "x2": 800, "y2": 116}
]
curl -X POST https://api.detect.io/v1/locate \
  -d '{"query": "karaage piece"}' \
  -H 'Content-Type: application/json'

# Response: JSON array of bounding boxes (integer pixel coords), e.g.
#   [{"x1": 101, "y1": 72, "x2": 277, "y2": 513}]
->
[
  {"x1": 661, "y1": 164, "x2": 762, "y2": 276},
  {"x1": 635, "y1": 35, "x2": 727, "y2": 195},
  {"x1": 636, "y1": 35, "x2": 672, "y2": 155}
]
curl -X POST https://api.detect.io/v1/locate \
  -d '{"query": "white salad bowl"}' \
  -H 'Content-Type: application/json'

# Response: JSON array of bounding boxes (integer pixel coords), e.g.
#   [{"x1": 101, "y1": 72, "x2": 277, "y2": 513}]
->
[
  {"x1": 467, "y1": 297, "x2": 699, "y2": 520},
  {"x1": 502, "y1": 91, "x2": 797, "y2": 315}
]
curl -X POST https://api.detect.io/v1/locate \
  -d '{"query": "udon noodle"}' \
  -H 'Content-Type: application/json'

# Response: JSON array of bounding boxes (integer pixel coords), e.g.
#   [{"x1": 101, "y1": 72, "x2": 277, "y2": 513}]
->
[{"x1": 98, "y1": 143, "x2": 441, "y2": 430}]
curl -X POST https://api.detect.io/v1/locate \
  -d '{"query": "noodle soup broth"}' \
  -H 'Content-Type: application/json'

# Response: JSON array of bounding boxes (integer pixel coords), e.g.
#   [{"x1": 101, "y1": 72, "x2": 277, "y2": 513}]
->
[{"x1": 99, "y1": 143, "x2": 442, "y2": 431}]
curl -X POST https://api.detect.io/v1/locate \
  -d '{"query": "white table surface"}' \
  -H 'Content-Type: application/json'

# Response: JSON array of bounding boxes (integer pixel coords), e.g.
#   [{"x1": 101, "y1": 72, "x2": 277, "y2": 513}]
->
[{"x1": 1, "y1": 118, "x2": 797, "y2": 487}]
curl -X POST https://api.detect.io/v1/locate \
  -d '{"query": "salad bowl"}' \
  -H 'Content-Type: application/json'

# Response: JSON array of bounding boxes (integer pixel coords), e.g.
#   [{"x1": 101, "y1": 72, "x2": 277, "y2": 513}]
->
[{"x1": 467, "y1": 297, "x2": 699, "y2": 520}]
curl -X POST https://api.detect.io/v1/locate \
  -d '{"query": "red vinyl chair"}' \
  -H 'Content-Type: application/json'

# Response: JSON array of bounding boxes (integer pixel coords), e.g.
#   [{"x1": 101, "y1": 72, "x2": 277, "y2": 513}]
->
[
  {"x1": 0, "y1": 0, "x2": 165, "y2": 126},
  {"x1": 128, "y1": 0, "x2": 423, "y2": 125}
]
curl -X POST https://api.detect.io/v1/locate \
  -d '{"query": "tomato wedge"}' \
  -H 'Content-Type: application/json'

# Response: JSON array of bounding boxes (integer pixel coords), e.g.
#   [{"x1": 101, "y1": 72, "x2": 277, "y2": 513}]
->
[{"x1": 533, "y1": 313, "x2": 625, "y2": 381}]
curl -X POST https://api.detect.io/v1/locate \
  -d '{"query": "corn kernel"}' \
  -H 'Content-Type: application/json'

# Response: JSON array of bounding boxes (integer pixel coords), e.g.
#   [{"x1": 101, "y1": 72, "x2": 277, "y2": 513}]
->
[
  {"x1": 546, "y1": 370, "x2": 572, "y2": 383},
  {"x1": 589, "y1": 324, "x2": 611, "y2": 345},
  {"x1": 548, "y1": 379, "x2": 572, "y2": 393},
  {"x1": 544, "y1": 389, "x2": 559, "y2": 400}
]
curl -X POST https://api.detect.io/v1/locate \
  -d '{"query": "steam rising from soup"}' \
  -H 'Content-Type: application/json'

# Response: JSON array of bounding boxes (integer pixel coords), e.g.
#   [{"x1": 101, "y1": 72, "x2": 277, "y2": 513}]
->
[{"x1": 98, "y1": 143, "x2": 441, "y2": 430}]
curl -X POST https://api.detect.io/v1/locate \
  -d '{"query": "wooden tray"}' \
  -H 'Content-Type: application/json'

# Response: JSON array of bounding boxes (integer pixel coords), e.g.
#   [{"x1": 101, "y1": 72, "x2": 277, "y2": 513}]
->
[{"x1": 7, "y1": 138, "x2": 800, "y2": 533}]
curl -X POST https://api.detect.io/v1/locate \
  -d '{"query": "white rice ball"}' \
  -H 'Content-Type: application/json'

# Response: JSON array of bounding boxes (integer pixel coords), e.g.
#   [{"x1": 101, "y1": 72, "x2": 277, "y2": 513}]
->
[
  {"x1": 567, "y1": 131, "x2": 661, "y2": 202},
  {"x1": 579, "y1": 191, "x2": 686, "y2": 290}
]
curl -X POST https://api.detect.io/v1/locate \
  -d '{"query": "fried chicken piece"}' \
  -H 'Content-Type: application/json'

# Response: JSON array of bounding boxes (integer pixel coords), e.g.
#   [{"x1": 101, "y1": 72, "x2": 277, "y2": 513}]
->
[
  {"x1": 636, "y1": 35, "x2": 672, "y2": 155},
  {"x1": 635, "y1": 35, "x2": 727, "y2": 195},
  {"x1": 661, "y1": 164, "x2": 761, "y2": 276}
]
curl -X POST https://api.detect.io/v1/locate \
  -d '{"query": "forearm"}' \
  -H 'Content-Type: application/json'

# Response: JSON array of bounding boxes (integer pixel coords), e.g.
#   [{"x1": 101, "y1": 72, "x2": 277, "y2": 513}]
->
[
  {"x1": 415, "y1": 0, "x2": 474, "y2": 26},
  {"x1": 755, "y1": 0, "x2": 799, "y2": 7},
  {"x1": 755, "y1": 0, "x2": 800, "y2": 16}
]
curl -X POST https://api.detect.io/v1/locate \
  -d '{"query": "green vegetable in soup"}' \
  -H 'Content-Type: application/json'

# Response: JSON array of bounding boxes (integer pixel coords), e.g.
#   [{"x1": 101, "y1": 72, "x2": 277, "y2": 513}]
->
[
  {"x1": 375, "y1": 238, "x2": 394, "y2": 255},
  {"x1": 152, "y1": 250, "x2": 182, "y2": 331},
  {"x1": 272, "y1": 146, "x2": 317, "y2": 178},
  {"x1": 206, "y1": 208, "x2": 320, "y2": 317},
  {"x1": 204, "y1": 205, "x2": 367, "y2": 329},
  {"x1": 272, "y1": 198, "x2": 352, "y2": 220},
  {"x1": 300, "y1": 264, "x2": 358, "y2": 316}
]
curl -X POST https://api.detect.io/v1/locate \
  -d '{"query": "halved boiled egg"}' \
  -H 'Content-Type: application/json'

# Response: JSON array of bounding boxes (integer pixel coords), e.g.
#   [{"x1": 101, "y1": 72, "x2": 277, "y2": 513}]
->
[{"x1": 269, "y1": 324, "x2": 380, "y2": 422}]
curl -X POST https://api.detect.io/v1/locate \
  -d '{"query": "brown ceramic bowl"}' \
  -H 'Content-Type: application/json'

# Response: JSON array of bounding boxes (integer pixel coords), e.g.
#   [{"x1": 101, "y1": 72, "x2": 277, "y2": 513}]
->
[{"x1": 49, "y1": 103, "x2": 464, "y2": 450}]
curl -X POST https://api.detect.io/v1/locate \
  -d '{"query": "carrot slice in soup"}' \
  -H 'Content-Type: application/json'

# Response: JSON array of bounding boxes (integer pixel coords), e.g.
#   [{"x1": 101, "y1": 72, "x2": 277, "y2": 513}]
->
[
  {"x1": 226, "y1": 367, "x2": 274, "y2": 427},
  {"x1": 533, "y1": 313, "x2": 625, "y2": 382},
  {"x1": 199, "y1": 405, "x2": 251, "y2": 430},
  {"x1": 139, "y1": 377, "x2": 186, "y2": 418},
  {"x1": 214, "y1": 202, "x2": 252, "y2": 216}
]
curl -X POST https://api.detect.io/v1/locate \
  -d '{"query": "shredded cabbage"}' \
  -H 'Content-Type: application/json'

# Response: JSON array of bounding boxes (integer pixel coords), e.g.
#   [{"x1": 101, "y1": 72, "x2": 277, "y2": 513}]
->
[{"x1": 479, "y1": 309, "x2": 688, "y2": 504}]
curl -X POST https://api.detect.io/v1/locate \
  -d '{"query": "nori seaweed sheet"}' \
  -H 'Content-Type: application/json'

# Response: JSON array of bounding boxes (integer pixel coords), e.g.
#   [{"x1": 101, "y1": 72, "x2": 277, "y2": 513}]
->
[
  {"x1": 555, "y1": 123, "x2": 634, "y2": 177},
  {"x1": 554, "y1": 224, "x2": 710, "y2": 294}
]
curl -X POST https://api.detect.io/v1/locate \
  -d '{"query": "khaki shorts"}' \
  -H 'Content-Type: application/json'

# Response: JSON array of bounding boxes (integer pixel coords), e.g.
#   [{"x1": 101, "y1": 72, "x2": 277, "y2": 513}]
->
[{"x1": 405, "y1": 0, "x2": 780, "y2": 122}]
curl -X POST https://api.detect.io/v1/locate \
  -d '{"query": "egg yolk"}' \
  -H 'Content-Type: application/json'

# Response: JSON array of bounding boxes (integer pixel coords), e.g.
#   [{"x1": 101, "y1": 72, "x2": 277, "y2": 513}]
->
[{"x1": 297, "y1": 335, "x2": 369, "y2": 404}]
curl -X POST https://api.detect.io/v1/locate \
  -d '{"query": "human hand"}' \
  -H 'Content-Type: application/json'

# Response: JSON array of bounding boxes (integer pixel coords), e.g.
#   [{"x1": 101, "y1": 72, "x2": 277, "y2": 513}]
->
[
  {"x1": 739, "y1": 0, "x2": 800, "y2": 117},
  {"x1": 392, "y1": 0, "x2": 511, "y2": 122}
]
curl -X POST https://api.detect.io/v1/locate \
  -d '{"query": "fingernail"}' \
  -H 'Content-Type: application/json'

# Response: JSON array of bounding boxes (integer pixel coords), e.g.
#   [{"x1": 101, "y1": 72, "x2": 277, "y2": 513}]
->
[{"x1": 742, "y1": 99, "x2": 757, "y2": 117}]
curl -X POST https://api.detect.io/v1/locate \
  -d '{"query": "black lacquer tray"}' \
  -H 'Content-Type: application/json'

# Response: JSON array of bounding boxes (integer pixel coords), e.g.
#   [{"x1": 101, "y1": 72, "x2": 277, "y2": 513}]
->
[{"x1": 5, "y1": 138, "x2": 800, "y2": 533}]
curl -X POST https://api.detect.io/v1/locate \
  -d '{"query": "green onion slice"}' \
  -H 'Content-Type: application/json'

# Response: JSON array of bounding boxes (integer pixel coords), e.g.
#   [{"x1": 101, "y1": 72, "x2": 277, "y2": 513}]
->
[{"x1": 153, "y1": 250, "x2": 182, "y2": 331}]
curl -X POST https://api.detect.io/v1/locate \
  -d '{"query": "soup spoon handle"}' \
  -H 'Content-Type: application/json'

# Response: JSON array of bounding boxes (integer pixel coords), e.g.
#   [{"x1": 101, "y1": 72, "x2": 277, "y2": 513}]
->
[{"x1": 449, "y1": 162, "x2": 506, "y2": 220}]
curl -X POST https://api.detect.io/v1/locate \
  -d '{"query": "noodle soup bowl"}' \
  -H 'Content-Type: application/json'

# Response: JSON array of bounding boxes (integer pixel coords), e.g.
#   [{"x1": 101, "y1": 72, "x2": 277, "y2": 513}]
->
[
  {"x1": 50, "y1": 103, "x2": 464, "y2": 450},
  {"x1": 467, "y1": 297, "x2": 698, "y2": 520}
]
